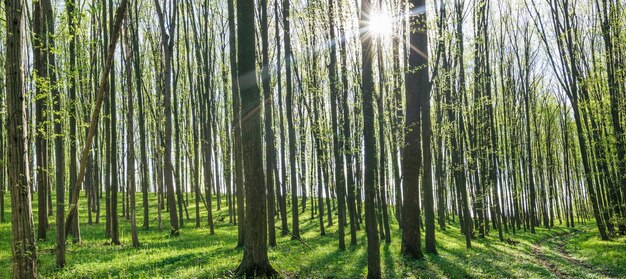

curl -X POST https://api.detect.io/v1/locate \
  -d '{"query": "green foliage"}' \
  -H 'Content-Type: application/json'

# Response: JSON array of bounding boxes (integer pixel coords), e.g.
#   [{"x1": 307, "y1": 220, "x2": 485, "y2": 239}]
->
[{"x1": 1, "y1": 195, "x2": 625, "y2": 278}]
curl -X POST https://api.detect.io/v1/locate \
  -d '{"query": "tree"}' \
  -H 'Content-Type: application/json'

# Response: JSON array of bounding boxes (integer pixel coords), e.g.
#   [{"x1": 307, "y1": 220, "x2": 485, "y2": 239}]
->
[
  {"x1": 420, "y1": 0, "x2": 437, "y2": 253},
  {"x1": 6, "y1": 0, "x2": 38, "y2": 275},
  {"x1": 283, "y1": 0, "x2": 301, "y2": 240},
  {"x1": 32, "y1": 0, "x2": 50, "y2": 241},
  {"x1": 131, "y1": 0, "x2": 150, "y2": 230},
  {"x1": 260, "y1": 0, "x2": 278, "y2": 247},
  {"x1": 108, "y1": 0, "x2": 121, "y2": 245},
  {"x1": 0, "y1": 82, "x2": 4, "y2": 224},
  {"x1": 338, "y1": 3, "x2": 358, "y2": 245},
  {"x1": 329, "y1": 0, "x2": 347, "y2": 250},
  {"x1": 67, "y1": 0, "x2": 81, "y2": 243},
  {"x1": 124, "y1": 16, "x2": 140, "y2": 248},
  {"x1": 234, "y1": 0, "x2": 277, "y2": 276},
  {"x1": 401, "y1": 0, "x2": 426, "y2": 260},
  {"x1": 452, "y1": 0, "x2": 472, "y2": 248},
  {"x1": 227, "y1": 0, "x2": 246, "y2": 247},
  {"x1": 360, "y1": 0, "x2": 382, "y2": 277},
  {"x1": 154, "y1": 0, "x2": 180, "y2": 237}
]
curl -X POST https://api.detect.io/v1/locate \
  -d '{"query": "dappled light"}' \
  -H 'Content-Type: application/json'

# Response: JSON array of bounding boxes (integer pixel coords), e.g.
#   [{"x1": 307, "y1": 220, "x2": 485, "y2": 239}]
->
[{"x1": 1, "y1": 0, "x2": 625, "y2": 277}]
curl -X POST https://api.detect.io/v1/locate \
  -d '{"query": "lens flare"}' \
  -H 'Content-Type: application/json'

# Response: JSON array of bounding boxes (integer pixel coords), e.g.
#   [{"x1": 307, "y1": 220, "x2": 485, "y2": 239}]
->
[{"x1": 368, "y1": 12, "x2": 393, "y2": 37}]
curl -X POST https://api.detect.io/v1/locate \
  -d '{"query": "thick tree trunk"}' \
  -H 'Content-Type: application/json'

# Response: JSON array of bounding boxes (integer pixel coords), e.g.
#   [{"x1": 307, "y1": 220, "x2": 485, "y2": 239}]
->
[
  {"x1": 401, "y1": 0, "x2": 427, "y2": 260},
  {"x1": 234, "y1": 0, "x2": 277, "y2": 276},
  {"x1": 5, "y1": 0, "x2": 38, "y2": 275}
]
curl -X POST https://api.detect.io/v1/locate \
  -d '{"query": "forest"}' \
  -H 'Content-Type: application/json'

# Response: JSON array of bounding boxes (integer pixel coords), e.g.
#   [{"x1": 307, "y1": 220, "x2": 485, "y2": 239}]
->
[{"x1": 1, "y1": 0, "x2": 625, "y2": 277}]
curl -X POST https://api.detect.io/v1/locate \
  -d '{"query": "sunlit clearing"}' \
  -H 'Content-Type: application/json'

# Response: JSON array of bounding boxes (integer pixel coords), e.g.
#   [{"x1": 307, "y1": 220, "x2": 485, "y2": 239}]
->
[{"x1": 368, "y1": 12, "x2": 393, "y2": 37}]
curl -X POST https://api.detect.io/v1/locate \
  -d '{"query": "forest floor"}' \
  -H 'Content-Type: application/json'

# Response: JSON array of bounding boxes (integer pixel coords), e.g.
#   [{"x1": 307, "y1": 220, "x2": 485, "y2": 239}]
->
[{"x1": 0, "y1": 194, "x2": 625, "y2": 278}]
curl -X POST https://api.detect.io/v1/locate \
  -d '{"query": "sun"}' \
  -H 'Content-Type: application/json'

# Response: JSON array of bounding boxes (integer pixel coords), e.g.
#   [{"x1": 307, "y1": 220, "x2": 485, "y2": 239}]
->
[{"x1": 368, "y1": 12, "x2": 393, "y2": 37}]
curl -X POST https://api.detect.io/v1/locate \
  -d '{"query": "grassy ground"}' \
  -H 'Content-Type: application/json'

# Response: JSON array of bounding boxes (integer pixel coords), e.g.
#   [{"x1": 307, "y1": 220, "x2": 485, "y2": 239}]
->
[{"x1": 0, "y1": 193, "x2": 625, "y2": 278}]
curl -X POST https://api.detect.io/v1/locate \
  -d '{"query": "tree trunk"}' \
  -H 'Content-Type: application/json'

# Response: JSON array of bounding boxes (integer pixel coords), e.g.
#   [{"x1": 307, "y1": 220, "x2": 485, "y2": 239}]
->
[
  {"x1": 108, "y1": 0, "x2": 121, "y2": 245},
  {"x1": 234, "y1": 0, "x2": 277, "y2": 276},
  {"x1": 130, "y1": 0, "x2": 150, "y2": 230},
  {"x1": 32, "y1": 0, "x2": 49, "y2": 241},
  {"x1": 67, "y1": 0, "x2": 81, "y2": 243},
  {"x1": 6, "y1": 0, "x2": 38, "y2": 275},
  {"x1": 401, "y1": 0, "x2": 427, "y2": 260},
  {"x1": 328, "y1": 0, "x2": 347, "y2": 249},
  {"x1": 338, "y1": 7, "x2": 358, "y2": 245},
  {"x1": 282, "y1": 0, "x2": 301, "y2": 240},
  {"x1": 124, "y1": 18, "x2": 140, "y2": 248},
  {"x1": 274, "y1": 0, "x2": 289, "y2": 237},
  {"x1": 360, "y1": 0, "x2": 382, "y2": 277},
  {"x1": 260, "y1": 0, "x2": 277, "y2": 247},
  {"x1": 154, "y1": 0, "x2": 179, "y2": 237},
  {"x1": 226, "y1": 0, "x2": 246, "y2": 247}
]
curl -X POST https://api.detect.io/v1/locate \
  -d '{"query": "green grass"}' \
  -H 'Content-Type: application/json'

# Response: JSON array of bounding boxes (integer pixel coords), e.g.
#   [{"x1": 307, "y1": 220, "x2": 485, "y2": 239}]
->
[
  {"x1": 564, "y1": 226, "x2": 626, "y2": 277},
  {"x1": 1, "y1": 193, "x2": 625, "y2": 278}
]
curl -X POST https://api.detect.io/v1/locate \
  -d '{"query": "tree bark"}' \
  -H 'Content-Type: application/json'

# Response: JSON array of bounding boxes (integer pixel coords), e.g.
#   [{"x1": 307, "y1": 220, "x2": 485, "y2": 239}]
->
[
  {"x1": 124, "y1": 17, "x2": 140, "y2": 248},
  {"x1": 5, "y1": 0, "x2": 38, "y2": 275},
  {"x1": 32, "y1": 0, "x2": 49, "y2": 241},
  {"x1": 360, "y1": 0, "x2": 382, "y2": 277},
  {"x1": 234, "y1": 0, "x2": 277, "y2": 276},
  {"x1": 283, "y1": 0, "x2": 301, "y2": 240},
  {"x1": 67, "y1": 0, "x2": 81, "y2": 243},
  {"x1": 402, "y1": 0, "x2": 426, "y2": 260},
  {"x1": 260, "y1": 0, "x2": 277, "y2": 247},
  {"x1": 154, "y1": 0, "x2": 179, "y2": 237}
]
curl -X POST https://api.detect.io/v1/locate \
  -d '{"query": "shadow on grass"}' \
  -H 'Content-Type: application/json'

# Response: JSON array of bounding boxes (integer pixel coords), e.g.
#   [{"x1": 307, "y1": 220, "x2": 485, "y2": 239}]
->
[{"x1": 382, "y1": 243, "x2": 399, "y2": 278}]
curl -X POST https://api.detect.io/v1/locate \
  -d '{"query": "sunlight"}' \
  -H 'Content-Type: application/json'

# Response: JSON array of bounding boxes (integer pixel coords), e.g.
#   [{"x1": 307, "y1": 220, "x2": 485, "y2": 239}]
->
[{"x1": 368, "y1": 12, "x2": 393, "y2": 37}]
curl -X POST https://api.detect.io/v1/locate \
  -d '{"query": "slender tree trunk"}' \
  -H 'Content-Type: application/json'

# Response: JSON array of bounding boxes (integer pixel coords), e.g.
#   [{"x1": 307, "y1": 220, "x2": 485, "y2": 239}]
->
[
  {"x1": 338, "y1": 8, "x2": 357, "y2": 245},
  {"x1": 108, "y1": 0, "x2": 121, "y2": 245},
  {"x1": 283, "y1": 0, "x2": 301, "y2": 240},
  {"x1": 154, "y1": 0, "x2": 179, "y2": 237},
  {"x1": 226, "y1": 0, "x2": 246, "y2": 247},
  {"x1": 32, "y1": 0, "x2": 49, "y2": 241},
  {"x1": 67, "y1": 0, "x2": 81, "y2": 243},
  {"x1": 275, "y1": 0, "x2": 289, "y2": 236},
  {"x1": 124, "y1": 18, "x2": 140, "y2": 248},
  {"x1": 419, "y1": 14, "x2": 437, "y2": 253},
  {"x1": 360, "y1": 0, "x2": 382, "y2": 277},
  {"x1": 260, "y1": 0, "x2": 277, "y2": 247},
  {"x1": 328, "y1": 0, "x2": 346, "y2": 249},
  {"x1": 130, "y1": 0, "x2": 150, "y2": 230},
  {"x1": 0, "y1": 90, "x2": 4, "y2": 224}
]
